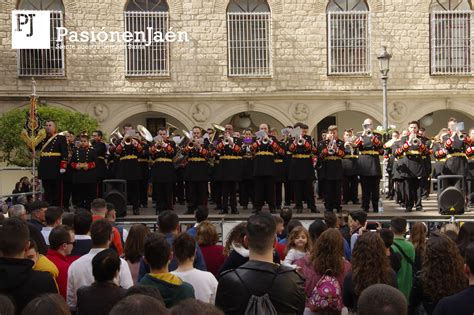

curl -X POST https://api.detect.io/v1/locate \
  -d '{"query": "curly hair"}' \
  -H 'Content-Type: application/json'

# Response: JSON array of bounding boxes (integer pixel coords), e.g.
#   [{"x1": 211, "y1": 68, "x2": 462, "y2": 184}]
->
[
  {"x1": 410, "y1": 222, "x2": 427, "y2": 253},
  {"x1": 421, "y1": 234, "x2": 467, "y2": 301},
  {"x1": 223, "y1": 222, "x2": 247, "y2": 256},
  {"x1": 285, "y1": 226, "x2": 311, "y2": 254},
  {"x1": 196, "y1": 221, "x2": 219, "y2": 246},
  {"x1": 352, "y1": 232, "x2": 392, "y2": 296},
  {"x1": 456, "y1": 222, "x2": 474, "y2": 257},
  {"x1": 310, "y1": 228, "x2": 344, "y2": 277}
]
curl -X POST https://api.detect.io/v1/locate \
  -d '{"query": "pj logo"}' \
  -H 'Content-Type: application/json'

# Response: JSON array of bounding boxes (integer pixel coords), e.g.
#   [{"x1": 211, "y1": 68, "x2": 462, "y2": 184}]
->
[{"x1": 12, "y1": 10, "x2": 51, "y2": 49}]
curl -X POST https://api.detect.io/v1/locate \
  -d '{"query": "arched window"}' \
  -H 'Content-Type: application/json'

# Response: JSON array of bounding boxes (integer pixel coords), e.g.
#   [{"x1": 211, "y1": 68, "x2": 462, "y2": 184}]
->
[
  {"x1": 227, "y1": 0, "x2": 272, "y2": 77},
  {"x1": 430, "y1": 0, "x2": 472, "y2": 75},
  {"x1": 17, "y1": 0, "x2": 65, "y2": 77},
  {"x1": 124, "y1": 0, "x2": 169, "y2": 76},
  {"x1": 327, "y1": 0, "x2": 370, "y2": 75}
]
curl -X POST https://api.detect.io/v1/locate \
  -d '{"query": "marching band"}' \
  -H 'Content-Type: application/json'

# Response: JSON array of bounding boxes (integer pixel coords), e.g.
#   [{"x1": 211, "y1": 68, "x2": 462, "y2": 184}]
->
[{"x1": 34, "y1": 117, "x2": 474, "y2": 216}]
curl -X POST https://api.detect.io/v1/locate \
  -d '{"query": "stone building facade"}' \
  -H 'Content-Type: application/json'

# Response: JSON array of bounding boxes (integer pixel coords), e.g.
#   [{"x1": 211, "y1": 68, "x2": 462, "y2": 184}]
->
[{"x1": 0, "y1": 0, "x2": 472, "y2": 137}]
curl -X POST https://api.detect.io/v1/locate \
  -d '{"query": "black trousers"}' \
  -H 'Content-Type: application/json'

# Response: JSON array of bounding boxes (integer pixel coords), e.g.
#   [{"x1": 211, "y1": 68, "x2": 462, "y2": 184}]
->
[
  {"x1": 126, "y1": 180, "x2": 140, "y2": 210},
  {"x1": 318, "y1": 178, "x2": 325, "y2": 199},
  {"x1": 139, "y1": 179, "x2": 148, "y2": 207},
  {"x1": 404, "y1": 177, "x2": 422, "y2": 210},
  {"x1": 212, "y1": 181, "x2": 223, "y2": 209},
  {"x1": 360, "y1": 176, "x2": 380, "y2": 212},
  {"x1": 42, "y1": 179, "x2": 61, "y2": 206},
  {"x1": 186, "y1": 181, "x2": 208, "y2": 212},
  {"x1": 420, "y1": 176, "x2": 430, "y2": 199},
  {"x1": 62, "y1": 180, "x2": 73, "y2": 209},
  {"x1": 293, "y1": 180, "x2": 316, "y2": 210},
  {"x1": 394, "y1": 179, "x2": 404, "y2": 205},
  {"x1": 275, "y1": 181, "x2": 283, "y2": 209},
  {"x1": 74, "y1": 183, "x2": 96, "y2": 209},
  {"x1": 154, "y1": 182, "x2": 174, "y2": 212},
  {"x1": 284, "y1": 179, "x2": 293, "y2": 205},
  {"x1": 468, "y1": 179, "x2": 474, "y2": 207},
  {"x1": 386, "y1": 174, "x2": 394, "y2": 198},
  {"x1": 222, "y1": 181, "x2": 237, "y2": 211},
  {"x1": 342, "y1": 175, "x2": 359, "y2": 203},
  {"x1": 239, "y1": 180, "x2": 253, "y2": 207},
  {"x1": 254, "y1": 176, "x2": 276, "y2": 211},
  {"x1": 323, "y1": 179, "x2": 342, "y2": 211}
]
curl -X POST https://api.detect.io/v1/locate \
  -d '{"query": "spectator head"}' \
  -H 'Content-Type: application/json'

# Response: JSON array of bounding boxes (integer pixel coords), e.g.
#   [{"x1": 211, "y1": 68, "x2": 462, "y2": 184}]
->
[
  {"x1": 49, "y1": 225, "x2": 75, "y2": 255},
  {"x1": 22, "y1": 294, "x2": 69, "y2": 315},
  {"x1": 379, "y1": 228, "x2": 395, "y2": 249},
  {"x1": 308, "y1": 219, "x2": 328, "y2": 243},
  {"x1": 349, "y1": 210, "x2": 367, "y2": 231},
  {"x1": 173, "y1": 232, "x2": 196, "y2": 264},
  {"x1": 16, "y1": 195, "x2": 28, "y2": 206},
  {"x1": 92, "y1": 248, "x2": 121, "y2": 282},
  {"x1": 324, "y1": 211, "x2": 338, "y2": 228},
  {"x1": 0, "y1": 294, "x2": 14, "y2": 315},
  {"x1": 45, "y1": 207, "x2": 63, "y2": 227},
  {"x1": 274, "y1": 216, "x2": 284, "y2": 235},
  {"x1": 144, "y1": 233, "x2": 172, "y2": 271},
  {"x1": 464, "y1": 243, "x2": 474, "y2": 278},
  {"x1": 90, "y1": 198, "x2": 107, "y2": 216},
  {"x1": 125, "y1": 285, "x2": 164, "y2": 303},
  {"x1": 26, "y1": 240, "x2": 39, "y2": 264},
  {"x1": 195, "y1": 206, "x2": 209, "y2": 223},
  {"x1": 310, "y1": 228, "x2": 344, "y2": 276},
  {"x1": 158, "y1": 210, "x2": 179, "y2": 234},
  {"x1": 287, "y1": 219, "x2": 303, "y2": 235},
  {"x1": 73, "y1": 209, "x2": 93, "y2": 235},
  {"x1": 106, "y1": 203, "x2": 116, "y2": 222},
  {"x1": 358, "y1": 284, "x2": 408, "y2": 315},
  {"x1": 280, "y1": 208, "x2": 293, "y2": 226},
  {"x1": 27, "y1": 201, "x2": 49, "y2": 223},
  {"x1": 7, "y1": 204, "x2": 27, "y2": 221},
  {"x1": 390, "y1": 217, "x2": 407, "y2": 236},
  {"x1": 224, "y1": 222, "x2": 247, "y2": 256},
  {"x1": 61, "y1": 212, "x2": 74, "y2": 228},
  {"x1": 0, "y1": 218, "x2": 30, "y2": 258},
  {"x1": 124, "y1": 224, "x2": 151, "y2": 264},
  {"x1": 196, "y1": 221, "x2": 218, "y2": 246},
  {"x1": 246, "y1": 213, "x2": 276, "y2": 257},
  {"x1": 456, "y1": 222, "x2": 474, "y2": 257},
  {"x1": 286, "y1": 226, "x2": 311, "y2": 254},
  {"x1": 410, "y1": 222, "x2": 428, "y2": 252},
  {"x1": 110, "y1": 295, "x2": 167, "y2": 315},
  {"x1": 171, "y1": 299, "x2": 223, "y2": 315},
  {"x1": 90, "y1": 219, "x2": 113, "y2": 248}
]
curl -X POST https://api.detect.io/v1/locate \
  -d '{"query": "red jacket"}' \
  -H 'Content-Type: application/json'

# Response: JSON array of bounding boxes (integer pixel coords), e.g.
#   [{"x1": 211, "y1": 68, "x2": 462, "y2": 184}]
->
[
  {"x1": 46, "y1": 249, "x2": 72, "y2": 299},
  {"x1": 199, "y1": 245, "x2": 226, "y2": 278},
  {"x1": 92, "y1": 216, "x2": 124, "y2": 256}
]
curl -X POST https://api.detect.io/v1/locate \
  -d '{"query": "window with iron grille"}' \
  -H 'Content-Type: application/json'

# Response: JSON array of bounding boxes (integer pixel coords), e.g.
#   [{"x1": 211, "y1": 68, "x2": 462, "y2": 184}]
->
[
  {"x1": 327, "y1": 0, "x2": 370, "y2": 75},
  {"x1": 17, "y1": 0, "x2": 65, "y2": 77},
  {"x1": 430, "y1": 0, "x2": 472, "y2": 75},
  {"x1": 124, "y1": 0, "x2": 169, "y2": 77},
  {"x1": 227, "y1": 0, "x2": 272, "y2": 77}
]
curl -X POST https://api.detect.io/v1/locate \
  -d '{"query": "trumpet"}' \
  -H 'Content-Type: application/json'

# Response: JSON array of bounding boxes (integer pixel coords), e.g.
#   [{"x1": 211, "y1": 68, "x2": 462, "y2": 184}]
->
[
  {"x1": 327, "y1": 139, "x2": 337, "y2": 155},
  {"x1": 408, "y1": 135, "x2": 421, "y2": 147},
  {"x1": 262, "y1": 136, "x2": 271, "y2": 145},
  {"x1": 297, "y1": 136, "x2": 305, "y2": 146},
  {"x1": 223, "y1": 136, "x2": 233, "y2": 146}
]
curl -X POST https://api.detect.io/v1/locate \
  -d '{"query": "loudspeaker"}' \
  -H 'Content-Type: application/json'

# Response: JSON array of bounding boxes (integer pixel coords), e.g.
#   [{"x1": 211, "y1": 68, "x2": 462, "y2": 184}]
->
[
  {"x1": 103, "y1": 180, "x2": 127, "y2": 217},
  {"x1": 438, "y1": 175, "x2": 465, "y2": 215}
]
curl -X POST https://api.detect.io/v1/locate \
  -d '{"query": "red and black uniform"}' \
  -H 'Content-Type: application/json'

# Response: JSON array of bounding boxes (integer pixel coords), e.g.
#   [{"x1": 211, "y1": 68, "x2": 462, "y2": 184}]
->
[
  {"x1": 215, "y1": 137, "x2": 243, "y2": 214},
  {"x1": 239, "y1": 138, "x2": 254, "y2": 209},
  {"x1": 62, "y1": 141, "x2": 75, "y2": 209},
  {"x1": 318, "y1": 139, "x2": 345, "y2": 212},
  {"x1": 138, "y1": 142, "x2": 151, "y2": 208},
  {"x1": 116, "y1": 140, "x2": 143, "y2": 215},
  {"x1": 71, "y1": 146, "x2": 97, "y2": 209},
  {"x1": 355, "y1": 133, "x2": 383, "y2": 212},
  {"x1": 210, "y1": 143, "x2": 223, "y2": 212},
  {"x1": 467, "y1": 142, "x2": 474, "y2": 208},
  {"x1": 342, "y1": 143, "x2": 360, "y2": 205},
  {"x1": 288, "y1": 136, "x2": 317, "y2": 213},
  {"x1": 183, "y1": 140, "x2": 210, "y2": 214},
  {"x1": 442, "y1": 132, "x2": 472, "y2": 185},
  {"x1": 92, "y1": 140, "x2": 107, "y2": 197},
  {"x1": 150, "y1": 141, "x2": 177, "y2": 213},
  {"x1": 274, "y1": 140, "x2": 287, "y2": 210},
  {"x1": 36, "y1": 133, "x2": 68, "y2": 206},
  {"x1": 251, "y1": 136, "x2": 282, "y2": 213}
]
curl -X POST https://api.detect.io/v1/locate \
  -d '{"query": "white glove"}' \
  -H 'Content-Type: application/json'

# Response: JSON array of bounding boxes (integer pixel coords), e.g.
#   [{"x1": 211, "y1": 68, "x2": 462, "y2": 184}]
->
[{"x1": 60, "y1": 169, "x2": 66, "y2": 174}]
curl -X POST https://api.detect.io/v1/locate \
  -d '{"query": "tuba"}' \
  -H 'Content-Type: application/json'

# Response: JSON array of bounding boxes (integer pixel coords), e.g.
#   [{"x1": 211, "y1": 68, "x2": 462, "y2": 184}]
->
[
  {"x1": 137, "y1": 125, "x2": 153, "y2": 143},
  {"x1": 109, "y1": 127, "x2": 123, "y2": 146},
  {"x1": 210, "y1": 124, "x2": 226, "y2": 143}
]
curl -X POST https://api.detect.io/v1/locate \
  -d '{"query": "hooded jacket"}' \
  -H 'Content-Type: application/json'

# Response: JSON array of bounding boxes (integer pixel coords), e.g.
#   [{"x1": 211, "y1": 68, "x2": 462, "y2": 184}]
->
[{"x1": 0, "y1": 257, "x2": 57, "y2": 314}]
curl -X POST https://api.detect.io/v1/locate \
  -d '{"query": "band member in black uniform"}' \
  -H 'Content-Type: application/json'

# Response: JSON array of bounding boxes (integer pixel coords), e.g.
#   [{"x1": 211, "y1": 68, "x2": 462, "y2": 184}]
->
[
  {"x1": 138, "y1": 138, "x2": 151, "y2": 208},
  {"x1": 442, "y1": 119, "x2": 472, "y2": 188},
  {"x1": 271, "y1": 128, "x2": 285, "y2": 210},
  {"x1": 251, "y1": 123, "x2": 282, "y2": 214},
  {"x1": 150, "y1": 127, "x2": 177, "y2": 214},
  {"x1": 418, "y1": 127, "x2": 432, "y2": 200},
  {"x1": 467, "y1": 128, "x2": 474, "y2": 209},
  {"x1": 288, "y1": 123, "x2": 318, "y2": 213},
  {"x1": 92, "y1": 130, "x2": 107, "y2": 198},
  {"x1": 239, "y1": 129, "x2": 254, "y2": 210},
  {"x1": 183, "y1": 126, "x2": 210, "y2": 214},
  {"x1": 283, "y1": 126, "x2": 294, "y2": 207},
  {"x1": 62, "y1": 131, "x2": 76, "y2": 209},
  {"x1": 114, "y1": 124, "x2": 143, "y2": 215},
  {"x1": 354, "y1": 118, "x2": 383, "y2": 213},
  {"x1": 431, "y1": 128, "x2": 449, "y2": 190},
  {"x1": 315, "y1": 130, "x2": 328, "y2": 200},
  {"x1": 396, "y1": 121, "x2": 428, "y2": 212},
  {"x1": 385, "y1": 132, "x2": 404, "y2": 206},
  {"x1": 216, "y1": 126, "x2": 243, "y2": 214},
  {"x1": 70, "y1": 134, "x2": 97, "y2": 209},
  {"x1": 35, "y1": 120, "x2": 68, "y2": 207},
  {"x1": 342, "y1": 129, "x2": 360, "y2": 205},
  {"x1": 318, "y1": 125, "x2": 345, "y2": 212}
]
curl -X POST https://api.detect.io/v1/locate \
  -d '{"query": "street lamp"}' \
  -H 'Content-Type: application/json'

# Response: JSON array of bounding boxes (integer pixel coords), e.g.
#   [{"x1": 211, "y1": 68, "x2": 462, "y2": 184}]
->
[{"x1": 377, "y1": 46, "x2": 392, "y2": 131}]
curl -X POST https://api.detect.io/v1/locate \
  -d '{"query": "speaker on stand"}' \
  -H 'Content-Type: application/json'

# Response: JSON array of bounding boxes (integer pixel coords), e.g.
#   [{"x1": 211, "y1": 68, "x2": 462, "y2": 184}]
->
[
  {"x1": 103, "y1": 180, "x2": 127, "y2": 217},
  {"x1": 437, "y1": 175, "x2": 465, "y2": 216}
]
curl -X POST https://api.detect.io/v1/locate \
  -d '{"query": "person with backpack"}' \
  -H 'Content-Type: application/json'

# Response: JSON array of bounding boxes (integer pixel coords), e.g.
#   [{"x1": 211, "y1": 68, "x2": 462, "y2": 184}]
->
[
  {"x1": 216, "y1": 213, "x2": 305, "y2": 314},
  {"x1": 295, "y1": 228, "x2": 351, "y2": 314}
]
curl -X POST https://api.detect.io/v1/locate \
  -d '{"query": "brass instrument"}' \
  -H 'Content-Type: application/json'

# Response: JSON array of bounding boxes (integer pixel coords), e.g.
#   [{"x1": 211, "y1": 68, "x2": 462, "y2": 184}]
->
[
  {"x1": 210, "y1": 124, "x2": 226, "y2": 143},
  {"x1": 166, "y1": 122, "x2": 178, "y2": 136},
  {"x1": 262, "y1": 136, "x2": 270, "y2": 145},
  {"x1": 408, "y1": 135, "x2": 421, "y2": 146},
  {"x1": 297, "y1": 136, "x2": 305, "y2": 146},
  {"x1": 109, "y1": 127, "x2": 123, "y2": 146},
  {"x1": 137, "y1": 125, "x2": 153, "y2": 143},
  {"x1": 327, "y1": 138, "x2": 338, "y2": 155}
]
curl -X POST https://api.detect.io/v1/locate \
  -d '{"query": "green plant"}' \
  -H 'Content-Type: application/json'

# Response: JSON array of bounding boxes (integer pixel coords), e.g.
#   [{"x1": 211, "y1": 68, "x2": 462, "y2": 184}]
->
[{"x1": 0, "y1": 105, "x2": 98, "y2": 166}]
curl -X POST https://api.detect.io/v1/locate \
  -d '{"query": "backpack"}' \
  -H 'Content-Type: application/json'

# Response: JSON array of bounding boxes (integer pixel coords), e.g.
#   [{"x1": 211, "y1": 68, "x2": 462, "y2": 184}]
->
[
  {"x1": 235, "y1": 269, "x2": 279, "y2": 315},
  {"x1": 307, "y1": 271, "x2": 343, "y2": 312}
]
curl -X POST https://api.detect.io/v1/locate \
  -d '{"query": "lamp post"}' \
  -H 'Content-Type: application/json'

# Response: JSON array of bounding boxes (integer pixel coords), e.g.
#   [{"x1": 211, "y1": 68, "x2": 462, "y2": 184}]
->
[{"x1": 377, "y1": 46, "x2": 392, "y2": 131}]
